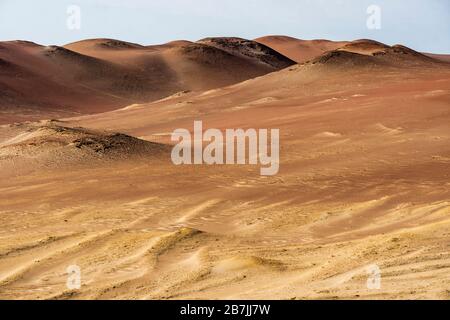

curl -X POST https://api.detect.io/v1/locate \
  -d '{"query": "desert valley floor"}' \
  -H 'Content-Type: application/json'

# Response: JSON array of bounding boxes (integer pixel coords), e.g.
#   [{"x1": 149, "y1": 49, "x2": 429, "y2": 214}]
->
[{"x1": 0, "y1": 37, "x2": 449, "y2": 299}]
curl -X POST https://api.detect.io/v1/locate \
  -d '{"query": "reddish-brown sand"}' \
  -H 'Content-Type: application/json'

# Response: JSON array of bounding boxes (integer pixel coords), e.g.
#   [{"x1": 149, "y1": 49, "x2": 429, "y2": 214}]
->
[{"x1": 0, "y1": 37, "x2": 449, "y2": 299}]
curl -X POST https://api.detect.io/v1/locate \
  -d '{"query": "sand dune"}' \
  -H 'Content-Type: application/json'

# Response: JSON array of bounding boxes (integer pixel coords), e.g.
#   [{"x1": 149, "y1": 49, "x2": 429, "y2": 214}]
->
[
  {"x1": 255, "y1": 35, "x2": 349, "y2": 63},
  {"x1": 0, "y1": 36, "x2": 449, "y2": 299},
  {"x1": 256, "y1": 36, "x2": 447, "y2": 67},
  {"x1": 0, "y1": 37, "x2": 294, "y2": 124},
  {"x1": 0, "y1": 41, "x2": 130, "y2": 124},
  {"x1": 0, "y1": 121, "x2": 169, "y2": 179},
  {"x1": 197, "y1": 37, "x2": 295, "y2": 69}
]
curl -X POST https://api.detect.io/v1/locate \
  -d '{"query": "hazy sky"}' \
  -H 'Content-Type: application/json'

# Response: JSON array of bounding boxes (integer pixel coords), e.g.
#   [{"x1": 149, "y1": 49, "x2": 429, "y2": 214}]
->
[{"x1": 0, "y1": 0, "x2": 449, "y2": 53}]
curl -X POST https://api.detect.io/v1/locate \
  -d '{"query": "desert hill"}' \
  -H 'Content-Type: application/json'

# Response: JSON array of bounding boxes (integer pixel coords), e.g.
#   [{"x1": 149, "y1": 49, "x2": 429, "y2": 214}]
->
[{"x1": 0, "y1": 120, "x2": 169, "y2": 177}]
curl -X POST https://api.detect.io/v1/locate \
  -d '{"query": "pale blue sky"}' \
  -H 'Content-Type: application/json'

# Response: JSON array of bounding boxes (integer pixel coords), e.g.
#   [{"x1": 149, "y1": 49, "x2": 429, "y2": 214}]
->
[{"x1": 0, "y1": 0, "x2": 449, "y2": 53}]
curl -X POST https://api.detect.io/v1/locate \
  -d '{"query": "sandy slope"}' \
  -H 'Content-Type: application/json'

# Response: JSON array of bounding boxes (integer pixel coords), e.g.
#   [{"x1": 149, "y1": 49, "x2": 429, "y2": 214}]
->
[{"x1": 0, "y1": 40, "x2": 449, "y2": 299}]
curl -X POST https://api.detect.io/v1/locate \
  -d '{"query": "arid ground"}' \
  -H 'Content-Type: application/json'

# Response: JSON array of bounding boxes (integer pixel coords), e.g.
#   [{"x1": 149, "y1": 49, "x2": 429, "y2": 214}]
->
[{"x1": 0, "y1": 37, "x2": 449, "y2": 299}]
